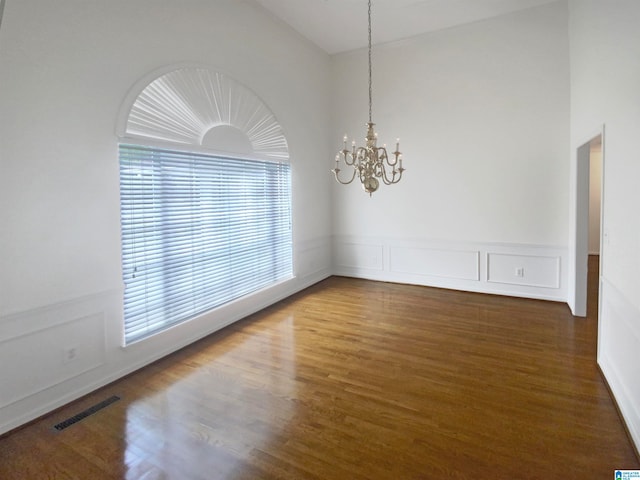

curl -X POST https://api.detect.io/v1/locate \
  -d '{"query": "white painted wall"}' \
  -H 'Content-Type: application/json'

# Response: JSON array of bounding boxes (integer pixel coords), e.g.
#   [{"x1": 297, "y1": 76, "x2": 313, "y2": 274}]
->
[
  {"x1": 569, "y1": 0, "x2": 640, "y2": 453},
  {"x1": 331, "y1": 2, "x2": 570, "y2": 301},
  {"x1": 0, "y1": 0, "x2": 332, "y2": 434}
]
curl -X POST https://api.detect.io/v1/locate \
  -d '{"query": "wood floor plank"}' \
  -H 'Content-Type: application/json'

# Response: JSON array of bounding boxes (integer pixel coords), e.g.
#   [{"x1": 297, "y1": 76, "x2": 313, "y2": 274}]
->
[{"x1": 0, "y1": 257, "x2": 638, "y2": 478}]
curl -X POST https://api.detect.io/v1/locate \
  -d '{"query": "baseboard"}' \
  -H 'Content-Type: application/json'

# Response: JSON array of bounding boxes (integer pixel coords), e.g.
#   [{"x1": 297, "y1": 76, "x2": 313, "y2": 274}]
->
[{"x1": 598, "y1": 364, "x2": 640, "y2": 462}]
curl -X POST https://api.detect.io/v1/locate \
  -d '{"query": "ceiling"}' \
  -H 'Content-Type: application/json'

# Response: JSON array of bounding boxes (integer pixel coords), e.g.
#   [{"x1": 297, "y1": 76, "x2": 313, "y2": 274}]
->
[{"x1": 253, "y1": 0, "x2": 558, "y2": 54}]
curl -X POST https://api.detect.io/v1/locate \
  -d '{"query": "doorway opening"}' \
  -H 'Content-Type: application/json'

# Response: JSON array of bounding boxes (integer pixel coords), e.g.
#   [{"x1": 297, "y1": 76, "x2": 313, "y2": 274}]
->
[
  {"x1": 587, "y1": 137, "x2": 603, "y2": 313},
  {"x1": 573, "y1": 132, "x2": 603, "y2": 318}
]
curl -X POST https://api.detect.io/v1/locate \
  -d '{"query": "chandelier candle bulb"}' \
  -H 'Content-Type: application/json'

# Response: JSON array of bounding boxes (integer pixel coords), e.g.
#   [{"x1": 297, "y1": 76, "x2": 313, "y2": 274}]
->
[{"x1": 331, "y1": 0, "x2": 405, "y2": 196}]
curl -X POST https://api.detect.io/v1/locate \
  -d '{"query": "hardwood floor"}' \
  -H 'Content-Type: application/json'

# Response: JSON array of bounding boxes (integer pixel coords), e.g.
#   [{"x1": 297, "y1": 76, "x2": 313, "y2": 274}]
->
[{"x1": 1, "y1": 261, "x2": 638, "y2": 479}]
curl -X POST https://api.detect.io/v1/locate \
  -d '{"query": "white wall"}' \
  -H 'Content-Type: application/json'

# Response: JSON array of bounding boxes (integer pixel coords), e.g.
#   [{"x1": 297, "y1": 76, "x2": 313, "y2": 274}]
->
[
  {"x1": 569, "y1": 0, "x2": 640, "y2": 453},
  {"x1": 331, "y1": 2, "x2": 570, "y2": 301},
  {"x1": 0, "y1": 0, "x2": 332, "y2": 434}
]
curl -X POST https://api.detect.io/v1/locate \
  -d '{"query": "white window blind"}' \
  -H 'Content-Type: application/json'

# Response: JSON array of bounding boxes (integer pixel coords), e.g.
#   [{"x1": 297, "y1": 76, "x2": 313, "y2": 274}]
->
[{"x1": 119, "y1": 144, "x2": 293, "y2": 344}]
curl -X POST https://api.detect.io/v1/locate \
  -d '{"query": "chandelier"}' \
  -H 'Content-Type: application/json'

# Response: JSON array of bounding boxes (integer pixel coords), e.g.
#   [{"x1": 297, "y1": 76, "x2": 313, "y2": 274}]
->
[{"x1": 332, "y1": 0, "x2": 405, "y2": 196}]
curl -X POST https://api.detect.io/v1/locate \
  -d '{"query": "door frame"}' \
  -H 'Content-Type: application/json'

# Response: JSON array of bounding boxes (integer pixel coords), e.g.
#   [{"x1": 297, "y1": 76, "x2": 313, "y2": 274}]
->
[{"x1": 569, "y1": 125, "x2": 605, "y2": 317}]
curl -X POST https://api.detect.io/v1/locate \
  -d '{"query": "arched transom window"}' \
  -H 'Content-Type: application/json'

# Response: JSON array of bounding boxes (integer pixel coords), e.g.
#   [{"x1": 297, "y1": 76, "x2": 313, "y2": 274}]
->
[{"x1": 118, "y1": 67, "x2": 292, "y2": 344}]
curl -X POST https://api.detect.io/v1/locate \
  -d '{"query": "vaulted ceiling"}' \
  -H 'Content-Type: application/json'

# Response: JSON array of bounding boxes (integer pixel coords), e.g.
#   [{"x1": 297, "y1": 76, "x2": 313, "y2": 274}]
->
[{"x1": 254, "y1": 0, "x2": 559, "y2": 54}]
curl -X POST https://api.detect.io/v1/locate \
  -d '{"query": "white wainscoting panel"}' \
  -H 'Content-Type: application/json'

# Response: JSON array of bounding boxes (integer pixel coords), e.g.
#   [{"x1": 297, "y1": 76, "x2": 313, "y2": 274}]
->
[
  {"x1": 0, "y1": 313, "x2": 106, "y2": 409},
  {"x1": 487, "y1": 253, "x2": 560, "y2": 289},
  {"x1": 296, "y1": 236, "x2": 332, "y2": 284},
  {"x1": 390, "y1": 247, "x2": 480, "y2": 281},
  {"x1": 332, "y1": 236, "x2": 567, "y2": 302},
  {"x1": 598, "y1": 278, "x2": 640, "y2": 453},
  {"x1": 335, "y1": 242, "x2": 384, "y2": 271}
]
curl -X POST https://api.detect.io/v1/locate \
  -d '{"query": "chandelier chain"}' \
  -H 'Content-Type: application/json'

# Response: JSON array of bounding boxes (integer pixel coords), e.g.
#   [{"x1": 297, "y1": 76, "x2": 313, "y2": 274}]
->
[{"x1": 368, "y1": 0, "x2": 372, "y2": 124}]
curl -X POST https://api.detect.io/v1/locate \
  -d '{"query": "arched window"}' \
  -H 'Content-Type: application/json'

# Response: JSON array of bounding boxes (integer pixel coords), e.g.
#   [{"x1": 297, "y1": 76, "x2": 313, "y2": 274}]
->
[{"x1": 117, "y1": 67, "x2": 292, "y2": 344}]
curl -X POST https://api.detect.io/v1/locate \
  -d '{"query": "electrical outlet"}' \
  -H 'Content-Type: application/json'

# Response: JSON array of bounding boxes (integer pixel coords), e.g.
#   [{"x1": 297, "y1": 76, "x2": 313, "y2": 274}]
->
[
  {"x1": 63, "y1": 346, "x2": 79, "y2": 364},
  {"x1": 515, "y1": 267, "x2": 525, "y2": 278}
]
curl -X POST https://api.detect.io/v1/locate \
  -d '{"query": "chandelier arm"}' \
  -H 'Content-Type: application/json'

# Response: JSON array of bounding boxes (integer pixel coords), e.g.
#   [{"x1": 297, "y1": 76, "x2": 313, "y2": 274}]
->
[
  {"x1": 383, "y1": 150, "x2": 401, "y2": 167},
  {"x1": 380, "y1": 168, "x2": 399, "y2": 185},
  {"x1": 380, "y1": 172, "x2": 394, "y2": 185},
  {"x1": 332, "y1": 166, "x2": 357, "y2": 185},
  {"x1": 375, "y1": 148, "x2": 401, "y2": 185},
  {"x1": 342, "y1": 151, "x2": 357, "y2": 167},
  {"x1": 380, "y1": 167, "x2": 393, "y2": 185},
  {"x1": 383, "y1": 164, "x2": 405, "y2": 185}
]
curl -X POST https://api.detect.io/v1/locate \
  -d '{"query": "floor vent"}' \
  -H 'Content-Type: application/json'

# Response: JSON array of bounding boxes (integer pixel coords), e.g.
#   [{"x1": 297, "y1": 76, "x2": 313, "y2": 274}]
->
[{"x1": 53, "y1": 395, "x2": 121, "y2": 431}]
